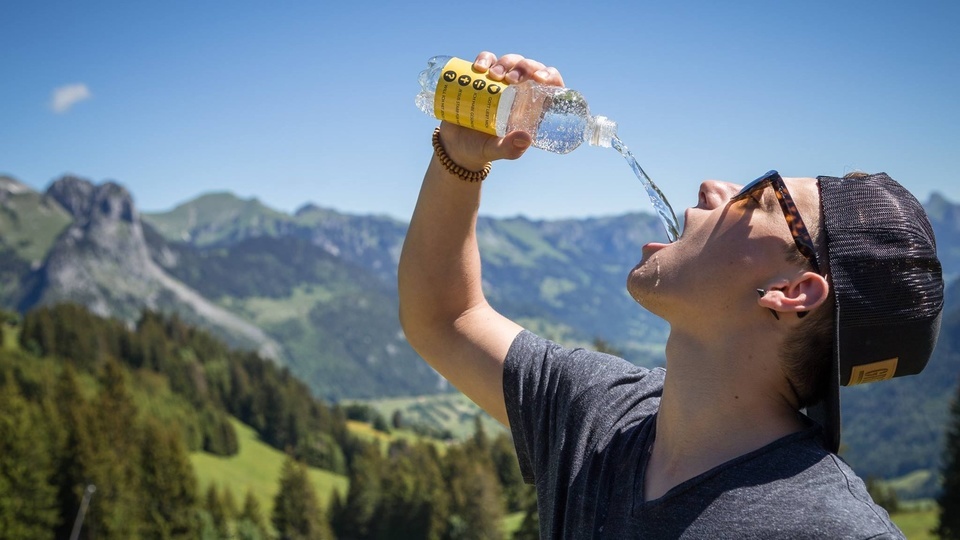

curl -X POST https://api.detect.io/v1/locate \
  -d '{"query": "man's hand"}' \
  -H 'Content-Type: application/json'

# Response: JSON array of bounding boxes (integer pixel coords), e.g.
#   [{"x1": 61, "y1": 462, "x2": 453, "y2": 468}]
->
[{"x1": 437, "y1": 52, "x2": 566, "y2": 170}]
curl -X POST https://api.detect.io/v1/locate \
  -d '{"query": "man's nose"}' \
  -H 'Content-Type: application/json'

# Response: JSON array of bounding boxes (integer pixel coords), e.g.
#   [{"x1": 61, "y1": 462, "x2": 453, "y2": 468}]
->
[{"x1": 698, "y1": 180, "x2": 741, "y2": 209}]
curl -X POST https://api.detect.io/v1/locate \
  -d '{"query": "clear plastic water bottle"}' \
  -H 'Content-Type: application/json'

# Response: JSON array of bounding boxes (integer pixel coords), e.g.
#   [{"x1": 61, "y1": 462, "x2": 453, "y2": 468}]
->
[{"x1": 416, "y1": 55, "x2": 617, "y2": 154}]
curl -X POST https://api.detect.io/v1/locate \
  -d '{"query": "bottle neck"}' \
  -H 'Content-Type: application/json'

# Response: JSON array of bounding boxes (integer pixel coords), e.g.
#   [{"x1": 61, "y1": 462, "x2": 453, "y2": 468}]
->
[{"x1": 587, "y1": 116, "x2": 617, "y2": 148}]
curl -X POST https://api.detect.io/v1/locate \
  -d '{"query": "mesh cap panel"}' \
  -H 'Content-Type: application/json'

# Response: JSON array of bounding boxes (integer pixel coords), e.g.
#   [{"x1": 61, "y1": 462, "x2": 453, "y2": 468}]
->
[{"x1": 810, "y1": 172, "x2": 943, "y2": 453}]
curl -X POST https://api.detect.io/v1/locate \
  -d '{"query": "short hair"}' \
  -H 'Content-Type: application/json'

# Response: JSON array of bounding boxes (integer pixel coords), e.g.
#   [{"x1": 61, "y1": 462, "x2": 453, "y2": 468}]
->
[{"x1": 779, "y1": 171, "x2": 869, "y2": 409}]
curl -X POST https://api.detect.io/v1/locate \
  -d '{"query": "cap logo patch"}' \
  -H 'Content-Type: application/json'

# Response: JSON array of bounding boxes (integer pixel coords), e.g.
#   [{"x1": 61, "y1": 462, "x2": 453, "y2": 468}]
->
[{"x1": 848, "y1": 357, "x2": 899, "y2": 385}]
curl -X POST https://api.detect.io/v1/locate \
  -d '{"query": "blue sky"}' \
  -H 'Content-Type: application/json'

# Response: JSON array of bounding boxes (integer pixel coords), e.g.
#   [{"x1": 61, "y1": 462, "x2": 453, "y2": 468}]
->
[{"x1": 2, "y1": 1, "x2": 958, "y2": 223}]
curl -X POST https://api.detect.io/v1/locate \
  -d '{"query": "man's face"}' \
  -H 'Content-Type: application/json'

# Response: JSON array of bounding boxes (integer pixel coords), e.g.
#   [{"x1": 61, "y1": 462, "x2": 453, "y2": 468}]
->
[{"x1": 626, "y1": 175, "x2": 822, "y2": 326}]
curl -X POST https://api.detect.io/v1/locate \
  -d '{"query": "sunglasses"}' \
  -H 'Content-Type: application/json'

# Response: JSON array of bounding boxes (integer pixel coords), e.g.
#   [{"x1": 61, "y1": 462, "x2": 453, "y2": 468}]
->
[{"x1": 730, "y1": 170, "x2": 822, "y2": 275}]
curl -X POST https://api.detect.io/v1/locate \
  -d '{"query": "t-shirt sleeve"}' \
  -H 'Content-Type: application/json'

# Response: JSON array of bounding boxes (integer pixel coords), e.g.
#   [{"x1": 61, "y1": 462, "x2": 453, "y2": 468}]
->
[{"x1": 502, "y1": 330, "x2": 664, "y2": 483}]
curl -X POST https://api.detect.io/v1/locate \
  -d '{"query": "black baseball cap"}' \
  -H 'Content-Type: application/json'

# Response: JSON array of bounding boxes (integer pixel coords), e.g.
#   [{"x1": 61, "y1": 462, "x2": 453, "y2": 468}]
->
[{"x1": 807, "y1": 172, "x2": 944, "y2": 454}]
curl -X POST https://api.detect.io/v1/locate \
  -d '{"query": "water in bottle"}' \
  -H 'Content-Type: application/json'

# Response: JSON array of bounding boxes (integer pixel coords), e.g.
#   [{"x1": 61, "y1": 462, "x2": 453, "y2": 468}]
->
[
  {"x1": 416, "y1": 56, "x2": 616, "y2": 153},
  {"x1": 417, "y1": 56, "x2": 680, "y2": 241}
]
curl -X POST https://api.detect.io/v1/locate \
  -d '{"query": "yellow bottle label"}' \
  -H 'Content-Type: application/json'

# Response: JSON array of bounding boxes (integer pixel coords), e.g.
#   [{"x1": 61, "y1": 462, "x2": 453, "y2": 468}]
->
[{"x1": 433, "y1": 57, "x2": 506, "y2": 136}]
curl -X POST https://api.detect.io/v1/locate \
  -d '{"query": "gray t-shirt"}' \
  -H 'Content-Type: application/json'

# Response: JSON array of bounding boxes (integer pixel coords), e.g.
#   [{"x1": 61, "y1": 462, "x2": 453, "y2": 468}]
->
[{"x1": 503, "y1": 330, "x2": 904, "y2": 539}]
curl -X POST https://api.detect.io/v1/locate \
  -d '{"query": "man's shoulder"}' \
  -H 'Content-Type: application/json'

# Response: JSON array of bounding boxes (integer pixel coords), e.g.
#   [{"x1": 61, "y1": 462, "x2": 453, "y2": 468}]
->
[
  {"x1": 503, "y1": 330, "x2": 665, "y2": 486},
  {"x1": 506, "y1": 330, "x2": 664, "y2": 384},
  {"x1": 505, "y1": 330, "x2": 666, "y2": 426},
  {"x1": 708, "y1": 433, "x2": 904, "y2": 538},
  {"x1": 607, "y1": 434, "x2": 905, "y2": 539}
]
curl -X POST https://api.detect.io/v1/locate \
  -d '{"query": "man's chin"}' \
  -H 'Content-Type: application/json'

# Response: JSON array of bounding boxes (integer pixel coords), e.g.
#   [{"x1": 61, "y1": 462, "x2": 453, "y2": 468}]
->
[{"x1": 628, "y1": 249, "x2": 672, "y2": 306}]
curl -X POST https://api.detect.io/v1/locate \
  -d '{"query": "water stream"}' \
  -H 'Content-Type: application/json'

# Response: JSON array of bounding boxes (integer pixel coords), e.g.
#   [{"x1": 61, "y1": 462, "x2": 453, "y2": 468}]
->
[{"x1": 611, "y1": 137, "x2": 680, "y2": 242}]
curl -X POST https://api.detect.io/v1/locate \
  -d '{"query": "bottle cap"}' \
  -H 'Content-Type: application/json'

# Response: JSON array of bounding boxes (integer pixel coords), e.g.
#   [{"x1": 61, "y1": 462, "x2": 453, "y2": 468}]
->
[{"x1": 590, "y1": 116, "x2": 617, "y2": 148}]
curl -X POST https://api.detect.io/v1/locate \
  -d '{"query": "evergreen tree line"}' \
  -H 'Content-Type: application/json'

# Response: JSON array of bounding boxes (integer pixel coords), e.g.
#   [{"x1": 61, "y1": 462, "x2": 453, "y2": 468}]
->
[
  {"x1": 18, "y1": 303, "x2": 349, "y2": 471},
  {"x1": 0, "y1": 350, "x2": 203, "y2": 538},
  {"x1": 936, "y1": 295, "x2": 960, "y2": 537},
  {"x1": 329, "y1": 418, "x2": 539, "y2": 540},
  {"x1": 933, "y1": 297, "x2": 960, "y2": 537},
  {"x1": 0, "y1": 305, "x2": 542, "y2": 538},
  {"x1": 0, "y1": 345, "x2": 335, "y2": 539}
]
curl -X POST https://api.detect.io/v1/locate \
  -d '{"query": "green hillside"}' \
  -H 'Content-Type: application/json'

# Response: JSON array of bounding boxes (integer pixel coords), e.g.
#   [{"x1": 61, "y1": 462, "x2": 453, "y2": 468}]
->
[
  {"x1": 0, "y1": 304, "x2": 536, "y2": 538},
  {"x1": 191, "y1": 419, "x2": 347, "y2": 516},
  {"x1": 0, "y1": 175, "x2": 72, "y2": 263},
  {"x1": 143, "y1": 192, "x2": 294, "y2": 246}
]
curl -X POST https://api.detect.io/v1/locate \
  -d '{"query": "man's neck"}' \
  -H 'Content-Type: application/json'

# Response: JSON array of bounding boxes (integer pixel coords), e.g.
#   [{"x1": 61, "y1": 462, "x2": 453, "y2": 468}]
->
[{"x1": 644, "y1": 328, "x2": 805, "y2": 501}]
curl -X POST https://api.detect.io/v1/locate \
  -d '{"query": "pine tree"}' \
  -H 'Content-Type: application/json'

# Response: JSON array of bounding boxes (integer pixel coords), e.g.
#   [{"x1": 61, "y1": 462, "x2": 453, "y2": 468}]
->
[
  {"x1": 472, "y1": 415, "x2": 489, "y2": 452},
  {"x1": 938, "y1": 377, "x2": 960, "y2": 539},
  {"x1": 237, "y1": 489, "x2": 269, "y2": 540},
  {"x1": 205, "y1": 484, "x2": 229, "y2": 539},
  {"x1": 261, "y1": 377, "x2": 289, "y2": 448},
  {"x1": 200, "y1": 407, "x2": 240, "y2": 456},
  {"x1": 139, "y1": 418, "x2": 201, "y2": 539},
  {"x1": 444, "y1": 445, "x2": 504, "y2": 540},
  {"x1": 134, "y1": 311, "x2": 172, "y2": 372},
  {"x1": 85, "y1": 358, "x2": 143, "y2": 539},
  {"x1": 20, "y1": 307, "x2": 56, "y2": 357},
  {"x1": 0, "y1": 381, "x2": 59, "y2": 539},
  {"x1": 52, "y1": 364, "x2": 98, "y2": 540},
  {"x1": 222, "y1": 486, "x2": 238, "y2": 524},
  {"x1": 330, "y1": 442, "x2": 382, "y2": 539},
  {"x1": 272, "y1": 456, "x2": 333, "y2": 540},
  {"x1": 375, "y1": 441, "x2": 448, "y2": 540}
]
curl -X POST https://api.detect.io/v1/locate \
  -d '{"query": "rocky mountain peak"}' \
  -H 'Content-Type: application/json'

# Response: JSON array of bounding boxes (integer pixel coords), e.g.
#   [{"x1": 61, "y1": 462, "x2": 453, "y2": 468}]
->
[
  {"x1": 91, "y1": 181, "x2": 138, "y2": 224},
  {"x1": 46, "y1": 175, "x2": 98, "y2": 219},
  {"x1": 46, "y1": 176, "x2": 138, "y2": 226}
]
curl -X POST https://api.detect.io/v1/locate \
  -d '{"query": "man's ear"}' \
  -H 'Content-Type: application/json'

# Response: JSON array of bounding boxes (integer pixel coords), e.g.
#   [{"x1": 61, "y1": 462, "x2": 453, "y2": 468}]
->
[{"x1": 758, "y1": 272, "x2": 830, "y2": 316}]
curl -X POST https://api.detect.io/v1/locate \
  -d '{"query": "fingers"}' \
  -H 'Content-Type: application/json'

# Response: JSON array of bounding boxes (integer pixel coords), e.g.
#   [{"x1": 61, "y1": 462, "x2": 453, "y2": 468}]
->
[
  {"x1": 532, "y1": 66, "x2": 564, "y2": 87},
  {"x1": 473, "y1": 51, "x2": 497, "y2": 72},
  {"x1": 472, "y1": 52, "x2": 564, "y2": 87},
  {"x1": 454, "y1": 51, "x2": 560, "y2": 164}
]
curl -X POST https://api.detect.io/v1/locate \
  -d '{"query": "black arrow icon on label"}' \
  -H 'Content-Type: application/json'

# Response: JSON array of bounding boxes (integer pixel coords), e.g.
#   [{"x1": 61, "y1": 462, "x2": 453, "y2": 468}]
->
[{"x1": 443, "y1": 70, "x2": 457, "y2": 82}]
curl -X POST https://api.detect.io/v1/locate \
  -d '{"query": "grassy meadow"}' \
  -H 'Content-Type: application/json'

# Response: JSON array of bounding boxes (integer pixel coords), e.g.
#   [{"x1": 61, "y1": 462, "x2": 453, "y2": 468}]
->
[
  {"x1": 190, "y1": 416, "x2": 531, "y2": 536},
  {"x1": 362, "y1": 392, "x2": 508, "y2": 440},
  {"x1": 892, "y1": 500, "x2": 939, "y2": 540},
  {"x1": 190, "y1": 418, "x2": 348, "y2": 517}
]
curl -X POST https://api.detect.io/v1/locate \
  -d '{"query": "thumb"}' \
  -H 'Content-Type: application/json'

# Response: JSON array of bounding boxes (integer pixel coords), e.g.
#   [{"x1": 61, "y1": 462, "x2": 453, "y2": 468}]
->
[{"x1": 489, "y1": 131, "x2": 533, "y2": 161}]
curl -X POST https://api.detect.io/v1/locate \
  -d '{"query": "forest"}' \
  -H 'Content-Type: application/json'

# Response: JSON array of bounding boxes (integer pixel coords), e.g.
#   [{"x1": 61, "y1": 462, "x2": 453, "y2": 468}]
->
[{"x1": 0, "y1": 303, "x2": 538, "y2": 539}]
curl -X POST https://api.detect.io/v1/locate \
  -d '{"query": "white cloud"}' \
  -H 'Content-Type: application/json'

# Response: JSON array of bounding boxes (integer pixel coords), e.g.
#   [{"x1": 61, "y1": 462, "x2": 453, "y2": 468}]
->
[{"x1": 50, "y1": 83, "x2": 92, "y2": 113}]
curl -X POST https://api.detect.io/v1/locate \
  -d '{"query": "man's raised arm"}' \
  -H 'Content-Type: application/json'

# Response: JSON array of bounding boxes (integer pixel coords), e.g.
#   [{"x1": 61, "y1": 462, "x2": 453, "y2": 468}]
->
[{"x1": 398, "y1": 52, "x2": 564, "y2": 425}]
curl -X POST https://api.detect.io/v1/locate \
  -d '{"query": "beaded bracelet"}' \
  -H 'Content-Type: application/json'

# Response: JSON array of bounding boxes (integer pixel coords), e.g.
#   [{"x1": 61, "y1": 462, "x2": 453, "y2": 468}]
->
[{"x1": 432, "y1": 127, "x2": 492, "y2": 182}]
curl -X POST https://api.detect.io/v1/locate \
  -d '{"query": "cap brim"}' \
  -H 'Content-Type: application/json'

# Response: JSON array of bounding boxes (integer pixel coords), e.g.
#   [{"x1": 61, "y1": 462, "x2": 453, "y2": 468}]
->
[{"x1": 806, "y1": 320, "x2": 842, "y2": 454}]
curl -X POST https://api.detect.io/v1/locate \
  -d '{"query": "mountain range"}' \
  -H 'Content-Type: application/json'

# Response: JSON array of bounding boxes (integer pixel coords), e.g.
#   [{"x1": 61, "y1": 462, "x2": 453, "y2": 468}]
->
[{"x1": 2, "y1": 172, "x2": 959, "y2": 490}]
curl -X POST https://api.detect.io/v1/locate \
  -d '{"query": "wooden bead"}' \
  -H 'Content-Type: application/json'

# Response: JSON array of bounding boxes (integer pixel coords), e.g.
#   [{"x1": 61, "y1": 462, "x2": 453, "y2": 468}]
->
[{"x1": 432, "y1": 127, "x2": 492, "y2": 182}]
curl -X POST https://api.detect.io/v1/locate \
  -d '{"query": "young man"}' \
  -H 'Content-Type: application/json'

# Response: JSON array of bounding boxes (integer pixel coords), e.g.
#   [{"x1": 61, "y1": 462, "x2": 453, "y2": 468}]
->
[{"x1": 398, "y1": 52, "x2": 943, "y2": 539}]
